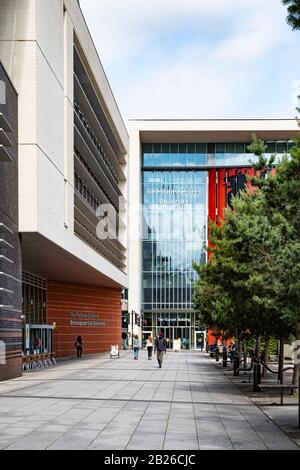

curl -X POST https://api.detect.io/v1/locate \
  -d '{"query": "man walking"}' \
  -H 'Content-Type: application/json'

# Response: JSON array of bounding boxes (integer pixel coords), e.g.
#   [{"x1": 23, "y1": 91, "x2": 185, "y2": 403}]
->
[{"x1": 154, "y1": 331, "x2": 166, "y2": 368}]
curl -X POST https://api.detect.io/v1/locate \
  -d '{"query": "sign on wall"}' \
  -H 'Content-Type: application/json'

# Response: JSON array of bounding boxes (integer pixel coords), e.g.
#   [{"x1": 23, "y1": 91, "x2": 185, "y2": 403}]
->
[{"x1": 69, "y1": 312, "x2": 106, "y2": 328}]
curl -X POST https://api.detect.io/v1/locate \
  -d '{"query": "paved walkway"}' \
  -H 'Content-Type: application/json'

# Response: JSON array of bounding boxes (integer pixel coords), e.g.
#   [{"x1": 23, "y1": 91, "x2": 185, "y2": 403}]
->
[{"x1": 0, "y1": 351, "x2": 299, "y2": 450}]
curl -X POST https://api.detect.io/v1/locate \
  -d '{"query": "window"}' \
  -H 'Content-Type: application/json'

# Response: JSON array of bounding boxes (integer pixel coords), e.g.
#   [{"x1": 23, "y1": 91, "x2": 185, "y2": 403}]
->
[
  {"x1": 187, "y1": 143, "x2": 196, "y2": 154},
  {"x1": 266, "y1": 142, "x2": 276, "y2": 153},
  {"x1": 196, "y1": 143, "x2": 207, "y2": 154},
  {"x1": 226, "y1": 143, "x2": 235, "y2": 154},
  {"x1": 235, "y1": 143, "x2": 244, "y2": 154},
  {"x1": 216, "y1": 143, "x2": 225, "y2": 153},
  {"x1": 276, "y1": 142, "x2": 287, "y2": 154},
  {"x1": 170, "y1": 143, "x2": 178, "y2": 153}
]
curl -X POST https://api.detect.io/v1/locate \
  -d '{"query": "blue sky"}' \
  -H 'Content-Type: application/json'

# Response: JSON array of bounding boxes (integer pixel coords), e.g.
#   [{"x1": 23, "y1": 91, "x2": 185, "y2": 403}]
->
[{"x1": 80, "y1": 0, "x2": 300, "y2": 121}]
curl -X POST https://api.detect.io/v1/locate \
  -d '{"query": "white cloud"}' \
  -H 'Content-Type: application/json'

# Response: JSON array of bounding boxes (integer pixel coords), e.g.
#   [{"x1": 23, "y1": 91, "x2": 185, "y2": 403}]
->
[{"x1": 79, "y1": 0, "x2": 300, "y2": 120}]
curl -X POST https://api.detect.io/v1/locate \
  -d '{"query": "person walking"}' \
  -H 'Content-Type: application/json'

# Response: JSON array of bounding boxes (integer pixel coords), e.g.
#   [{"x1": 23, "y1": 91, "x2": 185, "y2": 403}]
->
[
  {"x1": 133, "y1": 334, "x2": 140, "y2": 360},
  {"x1": 122, "y1": 331, "x2": 128, "y2": 350},
  {"x1": 74, "y1": 336, "x2": 83, "y2": 358},
  {"x1": 146, "y1": 335, "x2": 153, "y2": 360},
  {"x1": 154, "y1": 331, "x2": 166, "y2": 368}
]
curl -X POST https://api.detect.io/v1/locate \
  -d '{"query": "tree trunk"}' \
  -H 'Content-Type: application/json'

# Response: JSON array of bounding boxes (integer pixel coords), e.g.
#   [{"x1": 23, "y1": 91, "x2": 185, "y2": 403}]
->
[
  {"x1": 292, "y1": 322, "x2": 300, "y2": 388},
  {"x1": 278, "y1": 336, "x2": 285, "y2": 384},
  {"x1": 261, "y1": 337, "x2": 270, "y2": 378}
]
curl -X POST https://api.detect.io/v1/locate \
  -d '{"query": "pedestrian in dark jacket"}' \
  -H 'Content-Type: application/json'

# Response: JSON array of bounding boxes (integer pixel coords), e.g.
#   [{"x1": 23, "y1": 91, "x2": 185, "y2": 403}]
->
[
  {"x1": 74, "y1": 336, "x2": 83, "y2": 358},
  {"x1": 154, "y1": 331, "x2": 166, "y2": 368}
]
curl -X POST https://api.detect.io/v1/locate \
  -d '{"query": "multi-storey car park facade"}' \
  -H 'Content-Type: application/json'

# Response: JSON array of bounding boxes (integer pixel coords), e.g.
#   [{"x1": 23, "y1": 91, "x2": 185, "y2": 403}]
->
[
  {"x1": 0, "y1": 0, "x2": 129, "y2": 380},
  {"x1": 128, "y1": 119, "x2": 299, "y2": 350}
]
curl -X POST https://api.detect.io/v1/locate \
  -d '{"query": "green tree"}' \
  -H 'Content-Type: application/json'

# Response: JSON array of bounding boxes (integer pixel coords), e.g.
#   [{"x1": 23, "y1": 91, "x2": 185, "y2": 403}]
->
[
  {"x1": 282, "y1": 0, "x2": 300, "y2": 30},
  {"x1": 194, "y1": 133, "x2": 300, "y2": 384}
]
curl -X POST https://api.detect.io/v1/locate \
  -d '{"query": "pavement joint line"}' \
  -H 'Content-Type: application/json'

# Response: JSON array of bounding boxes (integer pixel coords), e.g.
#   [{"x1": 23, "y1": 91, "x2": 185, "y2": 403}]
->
[
  {"x1": 86, "y1": 377, "x2": 131, "y2": 400},
  {"x1": 20, "y1": 367, "x2": 207, "y2": 373},
  {"x1": 162, "y1": 365, "x2": 179, "y2": 449},
  {"x1": 123, "y1": 380, "x2": 163, "y2": 450},
  {"x1": 31, "y1": 398, "x2": 108, "y2": 451},
  {"x1": 1, "y1": 396, "x2": 105, "y2": 451},
  {"x1": 29, "y1": 397, "x2": 108, "y2": 450},
  {"x1": 189, "y1": 367, "x2": 200, "y2": 449},
  {"x1": 109, "y1": 374, "x2": 148, "y2": 402},
  {"x1": 88, "y1": 386, "x2": 149, "y2": 450},
  {"x1": 0, "y1": 396, "x2": 258, "y2": 407}
]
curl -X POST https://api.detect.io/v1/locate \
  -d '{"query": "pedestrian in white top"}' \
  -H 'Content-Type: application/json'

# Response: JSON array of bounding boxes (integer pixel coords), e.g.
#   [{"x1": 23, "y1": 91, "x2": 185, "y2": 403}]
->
[{"x1": 146, "y1": 335, "x2": 153, "y2": 360}]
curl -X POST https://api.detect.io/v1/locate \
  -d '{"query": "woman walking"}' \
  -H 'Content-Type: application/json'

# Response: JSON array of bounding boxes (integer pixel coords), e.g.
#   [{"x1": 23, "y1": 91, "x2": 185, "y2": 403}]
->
[
  {"x1": 74, "y1": 336, "x2": 83, "y2": 358},
  {"x1": 146, "y1": 335, "x2": 153, "y2": 360},
  {"x1": 133, "y1": 334, "x2": 140, "y2": 360}
]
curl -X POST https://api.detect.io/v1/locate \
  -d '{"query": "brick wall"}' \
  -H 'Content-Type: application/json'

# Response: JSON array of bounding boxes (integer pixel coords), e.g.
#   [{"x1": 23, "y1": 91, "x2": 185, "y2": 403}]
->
[{"x1": 48, "y1": 281, "x2": 122, "y2": 358}]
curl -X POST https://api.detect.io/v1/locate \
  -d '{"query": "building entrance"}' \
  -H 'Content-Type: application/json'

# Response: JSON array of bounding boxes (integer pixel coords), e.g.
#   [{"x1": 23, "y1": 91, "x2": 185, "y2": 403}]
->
[
  {"x1": 154, "y1": 326, "x2": 191, "y2": 350},
  {"x1": 195, "y1": 331, "x2": 206, "y2": 351},
  {"x1": 23, "y1": 324, "x2": 54, "y2": 355}
]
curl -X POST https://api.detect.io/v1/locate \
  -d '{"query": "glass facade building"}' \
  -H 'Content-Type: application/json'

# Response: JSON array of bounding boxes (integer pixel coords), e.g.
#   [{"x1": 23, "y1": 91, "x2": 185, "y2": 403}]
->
[{"x1": 141, "y1": 140, "x2": 293, "y2": 349}]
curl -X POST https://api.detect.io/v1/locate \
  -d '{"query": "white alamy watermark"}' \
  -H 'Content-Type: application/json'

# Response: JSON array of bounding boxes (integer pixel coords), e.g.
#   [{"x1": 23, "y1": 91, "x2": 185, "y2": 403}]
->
[
  {"x1": 95, "y1": 199, "x2": 206, "y2": 243},
  {"x1": 292, "y1": 340, "x2": 300, "y2": 365},
  {"x1": 0, "y1": 340, "x2": 6, "y2": 365}
]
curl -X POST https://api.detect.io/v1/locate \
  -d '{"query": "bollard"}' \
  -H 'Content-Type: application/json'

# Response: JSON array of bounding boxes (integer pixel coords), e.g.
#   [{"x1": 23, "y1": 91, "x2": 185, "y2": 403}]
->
[
  {"x1": 253, "y1": 363, "x2": 261, "y2": 392},
  {"x1": 216, "y1": 350, "x2": 220, "y2": 362},
  {"x1": 233, "y1": 355, "x2": 240, "y2": 376},
  {"x1": 223, "y1": 351, "x2": 227, "y2": 368}
]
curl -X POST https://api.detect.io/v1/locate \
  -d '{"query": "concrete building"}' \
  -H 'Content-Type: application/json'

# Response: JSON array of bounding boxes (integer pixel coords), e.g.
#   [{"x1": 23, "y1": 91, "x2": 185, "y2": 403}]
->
[
  {"x1": 128, "y1": 119, "x2": 299, "y2": 350},
  {"x1": 0, "y1": 0, "x2": 129, "y2": 379}
]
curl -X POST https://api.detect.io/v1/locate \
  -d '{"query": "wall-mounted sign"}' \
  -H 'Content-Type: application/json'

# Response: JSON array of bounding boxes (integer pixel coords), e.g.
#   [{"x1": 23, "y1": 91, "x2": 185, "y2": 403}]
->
[
  {"x1": 69, "y1": 312, "x2": 106, "y2": 328},
  {"x1": 147, "y1": 189, "x2": 201, "y2": 195}
]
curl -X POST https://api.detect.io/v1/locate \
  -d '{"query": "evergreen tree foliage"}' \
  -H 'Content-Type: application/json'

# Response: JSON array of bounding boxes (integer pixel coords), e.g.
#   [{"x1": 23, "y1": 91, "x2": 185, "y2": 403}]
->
[
  {"x1": 282, "y1": 0, "x2": 300, "y2": 30},
  {"x1": 193, "y1": 132, "x2": 300, "y2": 350}
]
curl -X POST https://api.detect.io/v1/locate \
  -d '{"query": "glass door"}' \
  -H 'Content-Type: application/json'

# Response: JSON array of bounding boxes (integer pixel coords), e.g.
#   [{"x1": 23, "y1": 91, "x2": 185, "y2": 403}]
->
[
  {"x1": 195, "y1": 331, "x2": 206, "y2": 351},
  {"x1": 158, "y1": 327, "x2": 173, "y2": 349},
  {"x1": 174, "y1": 327, "x2": 190, "y2": 350}
]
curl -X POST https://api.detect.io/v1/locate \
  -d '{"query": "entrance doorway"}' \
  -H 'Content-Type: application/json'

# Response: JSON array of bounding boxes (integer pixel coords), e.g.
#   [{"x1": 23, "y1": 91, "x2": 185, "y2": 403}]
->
[
  {"x1": 158, "y1": 327, "x2": 173, "y2": 349},
  {"x1": 23, "y1": 324, "x2": 54, "y2": 355},
  {"x1": 155, "y1": 327, "x2": 191, "y2": 350},
  {"x1": 195, "y1": 331, "x2": 206, "y2": 351}
]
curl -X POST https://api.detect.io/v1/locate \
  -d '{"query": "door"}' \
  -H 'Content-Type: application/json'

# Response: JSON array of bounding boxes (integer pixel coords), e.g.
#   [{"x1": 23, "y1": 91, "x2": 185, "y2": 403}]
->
[
  {"x1": 157, "y1": 327, "x2": 173, "y2": 349},
  {"x1": 195, "y1": 331, "x2": 206, "y2": 351},
  {"x1": 174, "y1": 327, "x2": 190, "y2": 350}
]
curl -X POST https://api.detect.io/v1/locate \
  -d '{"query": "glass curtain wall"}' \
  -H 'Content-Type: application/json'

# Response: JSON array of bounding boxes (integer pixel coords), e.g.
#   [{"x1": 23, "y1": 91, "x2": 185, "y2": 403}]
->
[{"x1": 142, "y1": 167, "x2": 207, "y2": 349}]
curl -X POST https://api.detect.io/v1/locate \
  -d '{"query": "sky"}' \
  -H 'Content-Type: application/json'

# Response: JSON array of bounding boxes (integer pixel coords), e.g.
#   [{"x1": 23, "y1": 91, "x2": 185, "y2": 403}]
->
[{"x1": 80, "y1": 0, "x2": 300, "y2": 122}]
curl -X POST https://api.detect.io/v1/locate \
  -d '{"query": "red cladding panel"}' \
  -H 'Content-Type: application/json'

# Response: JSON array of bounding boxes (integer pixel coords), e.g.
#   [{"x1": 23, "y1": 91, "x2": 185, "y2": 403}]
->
[
  {"x1": 208, "y1": 169, "x2": 217, "y2": 223},
  {"x1": 217, "y1": 169, "x2": 227, "y2": 225}
]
